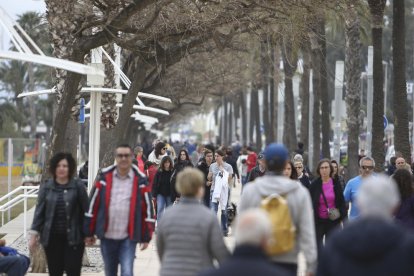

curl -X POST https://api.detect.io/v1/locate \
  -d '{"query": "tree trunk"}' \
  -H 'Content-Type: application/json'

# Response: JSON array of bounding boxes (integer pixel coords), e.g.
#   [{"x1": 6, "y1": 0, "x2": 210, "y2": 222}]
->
[
  {"x1": 63, "y1": 119, "x2": 79, "y2": 156},
  {"x1": 223, "y1": 97, "x2": 228, "y2": 146},
  {"x1": 393, "y1": 0, "x2": 411, "y2": 161},
  {"x1": 269, "y1": 42, "x2": 276, "y2": 142},
  {"x1": 101, "y1": 59, "x2": 150, "y2": 167},
  {"x1": 319, "y1": 18, "x2": 331, "y2": 159},
  {"x1": 261, "y1": 40, "x2": 271, "y2": 145},
  {"x1": 371, "y1": 27, "x2": 385, "y2": 171},
  {"x1": 229, "y1": 100, "x2": 234, "y2": 143},
  {"x1": 344, "y1": 2, "x2": 362, "y2": 179},
  {"x1": 310, "y1": 32, "x2": 322, "y2": 172},
  {"x1": 253, "y1": 87, "x2": 262, "y2": 150},
  {"x1": 249, "y1": 89, "x2": 255, "y2": 144},
  {"x1": 282, "y1": 40, "x2": 298, "y2": 152},
  {"x1": 43, "y1": 53, "x2": 84, "y2": 178},
  {"x1": 300, "y1": 43, "x2": 311, "y2": 149},
  {"x1": 368, "y1": 0, "x2": 386, "y2": 171},
  {"x1": 240, "y1": 91, "x2": 248, "y2": 144}
]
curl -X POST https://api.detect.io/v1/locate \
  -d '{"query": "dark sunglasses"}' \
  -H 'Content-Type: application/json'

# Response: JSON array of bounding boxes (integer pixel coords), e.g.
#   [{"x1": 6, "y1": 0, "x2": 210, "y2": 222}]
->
[
  {"x1": 295, "y1": 166, "x2": 303, "y2": 169},
  {"x1": 162, "y1": 147, "x2": 167, "y2": 150},
  {"x1": 116, "y1": 154, "x2": 131, "y2": 159},
  {"x1": 361, "y1": 166, "x2": 374, "y2": 170}
]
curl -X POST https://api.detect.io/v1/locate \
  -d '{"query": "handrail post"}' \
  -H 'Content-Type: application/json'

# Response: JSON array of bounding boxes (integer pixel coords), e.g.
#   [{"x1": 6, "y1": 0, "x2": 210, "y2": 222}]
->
[{"x1": 23, "y1": 187, "x2": 27, "y2": 238}]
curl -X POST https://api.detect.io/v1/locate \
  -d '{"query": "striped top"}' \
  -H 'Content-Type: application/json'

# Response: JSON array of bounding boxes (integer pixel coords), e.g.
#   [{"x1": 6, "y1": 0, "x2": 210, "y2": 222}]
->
[{"x1": 51, "y1": 184, "x2": 67, "y2": 234}]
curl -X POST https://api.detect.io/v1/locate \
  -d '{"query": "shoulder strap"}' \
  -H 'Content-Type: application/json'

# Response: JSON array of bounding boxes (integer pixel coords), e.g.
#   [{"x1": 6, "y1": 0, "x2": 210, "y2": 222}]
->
[{"x1": 320, "y1": 186, "x2": 329, "y2": 209}]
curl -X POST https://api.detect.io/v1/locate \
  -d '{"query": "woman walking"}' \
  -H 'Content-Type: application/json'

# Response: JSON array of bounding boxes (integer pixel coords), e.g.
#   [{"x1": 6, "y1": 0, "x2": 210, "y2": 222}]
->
[
  {"x1": 331, "y1": 160, "x2": 346, "y2": 190},
  {"x1": 152, "y1": 156, "x2": 174, "y2": 221},
  {"x1": 157, "y1": 168, "x2": 229, "y2": 276},
  {"x1": 148, "y1": 142, "x2": 168, "y2": 166},
  {"x1": 309, "y1": 159, "x2": 346, "y2": 252},
  {"x1": 170, "y1": 149, "x2": 193, "y2": 203},
  {"x1": 29, "y1": 153, "x2": 89, "y2": 276},
  {"x1": 283, "y1": 161, "x2": 298, "y2": 180},
  {"x1": 392, "y1": 169, "x2": 414, "y2": 231}
]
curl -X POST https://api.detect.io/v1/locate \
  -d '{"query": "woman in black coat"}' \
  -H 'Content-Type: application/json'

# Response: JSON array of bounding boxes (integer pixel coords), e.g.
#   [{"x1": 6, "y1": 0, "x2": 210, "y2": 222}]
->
[
  {"x1": 309, "y1": 158, "x2": 346, "y2": 252},
  {"x1": 152, "y1": 156, "x2": 174, "y2": 222},
  {"x1": 29, "y1": 153, "x2": 89, "y2": 276},
  {"x1": 170, "y1": 149, "x2": 193, "y2": 202}
]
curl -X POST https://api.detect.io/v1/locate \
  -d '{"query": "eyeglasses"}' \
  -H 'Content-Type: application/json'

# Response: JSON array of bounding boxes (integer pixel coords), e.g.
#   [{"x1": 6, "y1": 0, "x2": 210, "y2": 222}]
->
[
  {"x1": 295, "y1": 166, "x2": 303, "y2": 169},
  {"x1": 116, "y1": 154, "x2": 131, "y2": 159},
  {"x1": 361, "y1": 166, "x2": 374, "y2": 170},
  {"x1": 162, "y1": 148, "x2": 167, "y2": 150}
]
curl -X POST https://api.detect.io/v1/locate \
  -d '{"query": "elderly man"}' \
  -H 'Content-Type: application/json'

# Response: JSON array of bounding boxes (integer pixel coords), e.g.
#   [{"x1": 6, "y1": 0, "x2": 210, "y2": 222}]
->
[
  {"x1": 199, "y1": 209, "x2": 289, "y2": 276},
  {"x1": 318, "y1": 175, "x2": 414, "y2": 276},
  {"x1": 395, "y1": 156, "x2": 412, "y2": 174},
  {"x1": 343, "y1": 157, "x2": 375, "y2": 220}
]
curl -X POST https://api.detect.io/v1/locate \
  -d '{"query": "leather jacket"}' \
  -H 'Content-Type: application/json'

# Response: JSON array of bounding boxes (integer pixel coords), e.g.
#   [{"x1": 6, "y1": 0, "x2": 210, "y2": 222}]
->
[{"x1": 31, "y1": 178, "x2": 89, "y2": 247}]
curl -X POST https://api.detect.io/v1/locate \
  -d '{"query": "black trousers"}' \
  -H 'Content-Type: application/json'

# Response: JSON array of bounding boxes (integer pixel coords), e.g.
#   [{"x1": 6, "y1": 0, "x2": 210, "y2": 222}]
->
[
  {"x1": 44, "y1": 233, "x2": 84, "y2": 276},
  {"x1": 315, "y1": 218, "x2": 341, "y2": 253}
]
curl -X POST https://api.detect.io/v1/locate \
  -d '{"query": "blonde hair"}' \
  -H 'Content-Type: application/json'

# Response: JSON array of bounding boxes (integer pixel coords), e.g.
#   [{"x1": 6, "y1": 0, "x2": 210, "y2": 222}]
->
[{"x1": 176, "y1": 168, "x2": 204, "y2": 197}]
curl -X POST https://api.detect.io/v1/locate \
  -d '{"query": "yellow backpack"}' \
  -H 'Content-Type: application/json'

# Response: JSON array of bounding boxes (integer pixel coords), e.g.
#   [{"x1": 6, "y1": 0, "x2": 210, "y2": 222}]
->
[{"x1": 261, "y1": 194, "x2": 296, "y2": 255}]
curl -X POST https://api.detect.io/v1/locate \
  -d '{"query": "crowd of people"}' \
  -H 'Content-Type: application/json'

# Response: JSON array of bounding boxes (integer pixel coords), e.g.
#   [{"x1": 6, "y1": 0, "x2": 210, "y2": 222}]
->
[{"x1": 9, "y1": 139, "x2": 412, "y2": 276}]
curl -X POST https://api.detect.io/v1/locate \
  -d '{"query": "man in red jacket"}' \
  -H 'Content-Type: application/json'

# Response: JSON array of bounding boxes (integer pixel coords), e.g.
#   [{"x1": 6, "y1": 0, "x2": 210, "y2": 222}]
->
[
  {"x1": 246, "y1": 147, "x2": 258, "y2": 173},
  {"x1": 85, "y1": 144, "x2": 155, "y2": 276}
]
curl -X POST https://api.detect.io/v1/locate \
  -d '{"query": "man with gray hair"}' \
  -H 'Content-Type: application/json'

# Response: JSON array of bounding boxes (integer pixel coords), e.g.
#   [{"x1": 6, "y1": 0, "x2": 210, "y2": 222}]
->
[
  {"x1": 318, "y1": 175, "x2": 414, "y2": 276},
  {"x1": 199, "y1": 209, "x2": 289, "y2": 276},
  {"x1": 343, "y1": 156, "x2": 375, "y2": 220}
]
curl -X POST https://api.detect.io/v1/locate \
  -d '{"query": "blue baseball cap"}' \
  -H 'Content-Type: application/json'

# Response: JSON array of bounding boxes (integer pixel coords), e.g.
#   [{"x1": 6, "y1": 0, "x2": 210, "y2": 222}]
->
[{"x1": 263, "y1": 143, "x2": 289, "y2": 163}]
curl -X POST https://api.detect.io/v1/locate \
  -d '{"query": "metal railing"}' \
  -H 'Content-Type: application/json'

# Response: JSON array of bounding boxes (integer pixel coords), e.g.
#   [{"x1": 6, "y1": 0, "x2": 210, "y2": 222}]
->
[{"x1": 0, "y1": 186, "x2": 39, "y2": 237}]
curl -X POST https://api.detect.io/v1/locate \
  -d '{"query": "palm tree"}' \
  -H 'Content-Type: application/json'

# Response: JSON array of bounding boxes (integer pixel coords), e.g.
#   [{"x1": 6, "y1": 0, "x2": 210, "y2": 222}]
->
[
  {"x1": 344, "y1": 1, "x2": 362, "y2": 178},
  {"x1": 367, "y1": 0, "x2": 386, "y2": 171},
  {"x1": 392, "y1": 0, "x2": 411, "y2": 161}
]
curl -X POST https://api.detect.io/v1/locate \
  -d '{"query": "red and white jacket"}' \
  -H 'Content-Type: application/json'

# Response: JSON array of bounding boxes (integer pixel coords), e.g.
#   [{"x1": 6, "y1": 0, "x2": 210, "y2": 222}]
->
[{"x1": 84, "y1": 164, "x2": 155, "y2": 242}]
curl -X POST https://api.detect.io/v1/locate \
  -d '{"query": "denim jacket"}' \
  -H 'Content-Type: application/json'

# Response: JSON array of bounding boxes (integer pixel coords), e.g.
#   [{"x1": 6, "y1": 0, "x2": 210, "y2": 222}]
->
[{"x1": 31, "y1": 178, "x2": 89, "y2": 247}]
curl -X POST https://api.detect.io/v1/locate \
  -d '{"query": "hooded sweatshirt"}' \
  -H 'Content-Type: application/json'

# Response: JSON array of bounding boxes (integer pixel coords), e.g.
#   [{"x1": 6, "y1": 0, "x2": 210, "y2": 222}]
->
[
  {"x1": 317, "y1": 218, "x2": 414, "y2": 276},
  {"x1": 239, "y1": 173, "x2": 317, "y2": 274}
]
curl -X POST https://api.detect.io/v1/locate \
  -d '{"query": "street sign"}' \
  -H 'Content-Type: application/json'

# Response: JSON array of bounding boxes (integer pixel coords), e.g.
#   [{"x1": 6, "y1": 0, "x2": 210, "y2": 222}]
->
[
  {"x1": 79, "y1": 98, "x2": 85, "y2": 124},
  {"x1": 383, "y1": 115, "x2": 388, "y2": 129}
]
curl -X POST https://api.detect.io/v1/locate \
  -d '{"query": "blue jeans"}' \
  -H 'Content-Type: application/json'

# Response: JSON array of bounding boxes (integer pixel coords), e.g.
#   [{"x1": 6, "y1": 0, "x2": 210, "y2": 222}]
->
[
  {"x1": 157, "y1": 195, "x2": 172, "y2": 221},
  {"x1": 241, "y1": 175, "x2": 248, "y2": 186},
  {"x1": 100, "y1": 238, "x2": 137, "y2": 276},
  {"x1": 0, "y1": 255, "x2": 30, "y2": 276},
  {"x1": 211, "y1": 201, "x2": 228, "y2": 235}
]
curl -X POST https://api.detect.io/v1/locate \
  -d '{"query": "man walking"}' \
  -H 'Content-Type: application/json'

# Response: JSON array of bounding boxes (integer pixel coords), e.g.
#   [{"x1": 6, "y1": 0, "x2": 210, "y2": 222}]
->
[
  {"x1": 343, "y1": 157, "x2": 375, "y2": 220},
  {"x1": 84, "y1": 144, "x2": 155, "y2": 276},
  {"x1": 240, "y1": 143, "x2": 317, "y2": 276}
]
